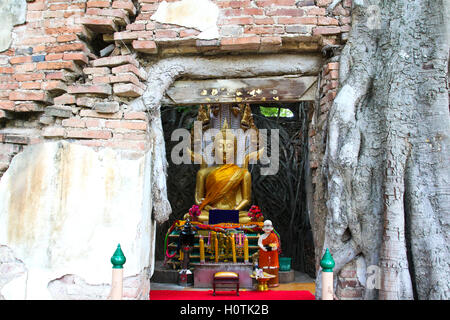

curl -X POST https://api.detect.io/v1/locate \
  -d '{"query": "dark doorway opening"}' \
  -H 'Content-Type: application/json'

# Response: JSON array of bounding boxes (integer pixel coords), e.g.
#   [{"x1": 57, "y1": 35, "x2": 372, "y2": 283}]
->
[{"x1": 156, "y1": 103, "x2": 315, "y2": 278}]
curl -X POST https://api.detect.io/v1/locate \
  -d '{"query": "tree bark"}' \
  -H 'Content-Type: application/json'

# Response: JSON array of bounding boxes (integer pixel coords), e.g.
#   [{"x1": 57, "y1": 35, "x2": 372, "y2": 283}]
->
[{"x1": 320, "y1": 0, "x2": 450, "y2": 300}]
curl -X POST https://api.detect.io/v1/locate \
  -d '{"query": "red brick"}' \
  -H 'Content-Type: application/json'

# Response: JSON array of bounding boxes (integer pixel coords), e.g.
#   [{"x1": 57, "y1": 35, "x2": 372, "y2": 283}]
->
[
  {"x1": 14, "y1": 63, "x2": 36, "y2": 73},
  {"x1": 63, "y1": 52, "x2": 89, "y2": 65},
  {"x1": 67, "y1": 84, "x2": 112, "y2": 95},
  {"x1": 105, "y1": 120, "x2": 147, "y2": 130},
  {"x1": 318, "y1": 16, "x2": 339, "y2": 26},
  {"x1": 83, "y1": 67, "x2": 111, "y2": 75},
  {"x1": 45, "y1": 53, "x2": 64, "y2": 61},
  {"x1": 42, "y1": 127, "x2": 65, "y2": 138},
  {"x1": 126, "y1": 23, "x2": 146, "y2": 31},
  {"x1": 0, "y1": 67, "x2": 15, "y2": 74},
  {"x1": 244, "y1": 26, "x2": 284, "y2": 35},
  {"x1": 87, "y1": 0, "x2": 111, "y2": 8},
  {"x1": 92, "y1": 76, "x2": 111, "y2": 84},
  {"x1": 313, "y1": 26, "x2": 341, "y2": 35},
  {"x1": 57, "y1": 34, "x2": 78, "y2": 43},
  {"x1": 132, "y1": 40, "x2": 157, "y2": 54},
  {"x1": 316, "y1": 0, "x2": 333, "y2": 6},
  {"x1": 36, "y1": 61, "x2": 77, "y2": 71},
  {"x1": 179, "y1": 29, "x2": 201, "y2": 38},
  {"x1": 114, "y1": 31, "x2": 138, "y2": 42},
  {"x1": 80, "y1": 109, "x2": 123, "y2": 119},
  {"x1": 80, "y1": 17, "x2": 118, "y2": 33},
  {"x1": 42, "y1": 81, "x2": 68, "y2": 93},
  {"x1": 9, "y1": 91, "x2": 52, "y2": 103},
  {"x1": 278, "y1": 17, "x2": 317, "y2": 25},
  {"x1": 124, "y1": 111, "x2": 148, "y2": 121},
  {"x1": 112, "y1": 1, "x2": 137, "y2": 15},
  {"x1": 20, "y1": 82, "x2": 41, "y2": 90},
  {"x1": 49, "y1": 3, "x2": 69, "y2": 10},
  {"x1": 62, "y1": 118, "x2": 86, "y2": 128},
  {"x1": 91, "y1": 55, "x2": 140, "y2": 68},
  {"x1": 20, "y1": 36, "x2": 57, "y2": 46},
  {"x1": 266, "y1": 8, "x2": 304, "y2": 17},
  {"x1": 110, "y1": 73, "x2": 145, "y2": 88},
  {"x1": 85, "y1": 118, "x2": 102, "y2": 128},
  {"x1": 306, "y1": 7, "x2": 326, "y2": 16},
  {"x1": 254, "y1": 17, "x2": 275, "y2": 25},
  {"x1": 86, "y1": 8, "x2": 129, "y2": 20},
  {"x1": 221, "y1": 36, "x2": 261, "y2": 50},
  {"x1": 66, "y1": 129, "x2": 112, "y2": 140},
  {"x1": 113, "y1": 83, "x2": 144, "y2": 97},
  {"x1": 221, "y1": 17, "x2": 254, "y2": 25},
  {"x1": 256, "y1": 0, "x2": 296, "y2": 6},
  {"x1": 0, "y1": 101, "x2": 14, "y2": 111},
  {"x1": 260, "y1": 36, "x2": 282, "y2": 46},
  {"x1": 54, "y1": 94, "x2": 76, "y2": 105},
  {"x1": 28, "y1": 0, "x2": 47, "y2": 11},
  {"x1": 46, "y1": 42, "x2": 87, "y2": 53},
  {"x1": 154, "y1": 30, "x2": 178, "y2": 38},
  {"x1": 14, "y1": 73, "x2": 45, "y2": 82},
  {"x1": 111, "y1": 64, "x2": 147, "y2": 81},
  {"x1": 243, "y1": 8, "x2": 264, "y2": 15},
  {"x1": 9, "y1": 56, "x2": 32, "y2": 64},
  {"x1": 45, "y1": 70, "x2": 74, "y2": 81}
]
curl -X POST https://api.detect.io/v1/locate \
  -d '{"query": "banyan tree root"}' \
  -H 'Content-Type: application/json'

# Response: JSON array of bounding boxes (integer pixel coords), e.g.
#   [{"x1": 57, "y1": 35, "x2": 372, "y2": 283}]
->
[{"x1": 318, "y1": 0, "x2": 450, "y2": 300}]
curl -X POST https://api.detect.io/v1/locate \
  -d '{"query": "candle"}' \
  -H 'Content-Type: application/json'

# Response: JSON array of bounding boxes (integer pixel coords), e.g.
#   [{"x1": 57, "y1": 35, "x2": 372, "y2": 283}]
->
[
  {"x1": 231, "y1": 234, "x2": 237, "y2": 263},
  {"x1": 244, "y1": 236, "x2": 249, "y2": 263},
  {"x1": 199, "y1": 236, "x2": 205, "y2": 264},
  {"x1": 214, "y1": 232, "x2": 219, "y2": 263}
]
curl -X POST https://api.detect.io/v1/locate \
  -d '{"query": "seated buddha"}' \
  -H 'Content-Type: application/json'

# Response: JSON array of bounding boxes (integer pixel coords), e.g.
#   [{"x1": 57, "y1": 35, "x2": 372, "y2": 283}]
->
[{"x1": 184, "y1": 122, "x2": 253, "y2": 224}]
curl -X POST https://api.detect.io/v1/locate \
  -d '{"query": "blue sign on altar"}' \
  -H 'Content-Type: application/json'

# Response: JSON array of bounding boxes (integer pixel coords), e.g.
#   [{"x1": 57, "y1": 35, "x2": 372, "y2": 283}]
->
[{"x1": 208, "y1": 209, "x2": 239, "y2": 224}]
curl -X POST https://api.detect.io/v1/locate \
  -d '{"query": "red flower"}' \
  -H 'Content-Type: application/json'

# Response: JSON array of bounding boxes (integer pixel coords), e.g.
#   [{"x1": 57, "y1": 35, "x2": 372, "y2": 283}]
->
[{"x1": 189, "y1": 205, "x2": 200, "y2": 218}]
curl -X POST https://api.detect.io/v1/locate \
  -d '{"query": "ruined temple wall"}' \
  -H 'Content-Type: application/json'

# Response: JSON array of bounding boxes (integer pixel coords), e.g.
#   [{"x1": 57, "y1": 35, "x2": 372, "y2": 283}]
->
[
  {"x1": 0, "y1": 0, "x2": 361, "y2": 299},
  {"x1": 0, "y1": 0, "x2": 351, "y2": 175}
]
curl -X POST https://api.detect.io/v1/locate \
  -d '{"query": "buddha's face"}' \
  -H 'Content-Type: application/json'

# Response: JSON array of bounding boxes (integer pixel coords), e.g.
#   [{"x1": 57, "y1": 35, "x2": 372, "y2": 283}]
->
[{"x1": 215, "y1": 137, "x2": 235, "y2": 164}]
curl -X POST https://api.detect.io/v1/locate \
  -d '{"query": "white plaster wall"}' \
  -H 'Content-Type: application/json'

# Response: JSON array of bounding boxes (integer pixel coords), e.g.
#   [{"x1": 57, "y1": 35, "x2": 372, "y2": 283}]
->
[{"x1": 0, "y1": 141, "x2": 154, "y2": 299}]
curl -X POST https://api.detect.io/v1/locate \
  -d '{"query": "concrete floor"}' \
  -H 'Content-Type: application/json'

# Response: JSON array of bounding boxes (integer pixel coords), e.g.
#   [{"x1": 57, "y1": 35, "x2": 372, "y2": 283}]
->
[{"x1": 151, "y1": 270, "x2": 316, "y2": 295}]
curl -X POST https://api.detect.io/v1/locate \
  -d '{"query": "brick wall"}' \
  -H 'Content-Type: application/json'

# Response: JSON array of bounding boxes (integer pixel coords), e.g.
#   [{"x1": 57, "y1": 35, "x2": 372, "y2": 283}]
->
[{"x1": 0, "y1": 0, "x2": 360, "y2": 299}]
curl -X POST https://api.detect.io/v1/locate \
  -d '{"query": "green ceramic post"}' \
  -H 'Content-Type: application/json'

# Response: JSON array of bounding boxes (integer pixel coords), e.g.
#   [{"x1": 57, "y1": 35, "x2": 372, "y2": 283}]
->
[
  {"x1": 111, "y1": 244, "x2": 126, "y2": 269},
  {"x1": 320, "y1": 248, "x2": 335, "y2": 272}
]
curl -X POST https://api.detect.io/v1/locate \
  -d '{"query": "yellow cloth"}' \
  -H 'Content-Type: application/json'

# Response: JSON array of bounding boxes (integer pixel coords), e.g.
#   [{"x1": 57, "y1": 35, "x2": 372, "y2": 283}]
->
[
  {"x1": 214, "y1": 272, "x2": 239, "y2": 278},
  {"x1": 198, "y1": 164, "x2": 245, "y2": 212}
]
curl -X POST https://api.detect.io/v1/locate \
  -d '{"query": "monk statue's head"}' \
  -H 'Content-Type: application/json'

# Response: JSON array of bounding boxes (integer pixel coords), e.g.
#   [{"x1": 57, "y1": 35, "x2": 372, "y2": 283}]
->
[{"x1": 213, "y1": 119, "x2": 237, "y2": 165}]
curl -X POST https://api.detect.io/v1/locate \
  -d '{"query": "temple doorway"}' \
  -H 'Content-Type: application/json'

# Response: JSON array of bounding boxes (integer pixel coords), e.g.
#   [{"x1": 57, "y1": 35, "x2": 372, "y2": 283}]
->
[{"x1": 156, "y1": 102, "x2": 315, "y2": 278}]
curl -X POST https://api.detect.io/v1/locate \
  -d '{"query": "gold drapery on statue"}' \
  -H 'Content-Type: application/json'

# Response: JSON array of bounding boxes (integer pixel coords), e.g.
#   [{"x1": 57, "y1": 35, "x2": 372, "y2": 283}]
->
[{"x1": 199, "y1": 164, "x2": 246, "y2": 212}]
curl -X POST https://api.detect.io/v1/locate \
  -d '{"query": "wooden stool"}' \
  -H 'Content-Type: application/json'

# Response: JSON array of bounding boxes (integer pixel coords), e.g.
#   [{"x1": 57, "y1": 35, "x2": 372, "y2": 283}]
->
[{"x1": 213, "y1": 272, "x2": 239, "y2": 296}]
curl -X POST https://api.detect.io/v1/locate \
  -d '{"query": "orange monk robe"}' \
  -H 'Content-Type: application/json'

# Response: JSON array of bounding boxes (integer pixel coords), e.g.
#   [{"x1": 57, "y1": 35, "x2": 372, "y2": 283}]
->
[
  {"x1": 258, "y1": 232, "x2": 279, "y2": 268},
  {"x1": 198, "y1": 164, "x2": 246, "y2": 212}
]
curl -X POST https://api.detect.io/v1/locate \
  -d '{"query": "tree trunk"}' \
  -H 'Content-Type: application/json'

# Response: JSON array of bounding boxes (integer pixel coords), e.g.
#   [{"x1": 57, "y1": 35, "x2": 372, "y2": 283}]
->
[{"x1": 320, "y1": 0, "x2": 450, "y2": 300}]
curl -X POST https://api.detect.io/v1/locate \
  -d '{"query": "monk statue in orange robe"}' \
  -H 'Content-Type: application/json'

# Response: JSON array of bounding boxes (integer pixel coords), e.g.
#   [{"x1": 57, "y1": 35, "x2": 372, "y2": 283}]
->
[
  {"x1": 184, "y1": 120, "x2": 261, "y2": 224},
  {"x1": 258, "y1": 220, "x2": 280, "y2": 287}
]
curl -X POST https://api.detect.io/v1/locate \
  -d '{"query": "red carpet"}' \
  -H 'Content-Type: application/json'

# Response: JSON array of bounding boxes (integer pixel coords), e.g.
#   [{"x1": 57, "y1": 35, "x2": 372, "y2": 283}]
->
[{"x1": 150, "y1": 289, "x2": 315, "y2": 300}]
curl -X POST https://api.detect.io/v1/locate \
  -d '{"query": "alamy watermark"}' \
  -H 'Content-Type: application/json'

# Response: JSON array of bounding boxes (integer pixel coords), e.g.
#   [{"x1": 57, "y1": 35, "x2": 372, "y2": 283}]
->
[{"x1": 170, "y1": 121, "x2": 280, "y2": 176}]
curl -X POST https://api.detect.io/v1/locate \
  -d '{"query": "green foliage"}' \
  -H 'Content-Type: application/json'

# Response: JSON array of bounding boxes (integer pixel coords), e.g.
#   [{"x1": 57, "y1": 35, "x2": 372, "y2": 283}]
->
[{"x1": 260, "y1": 107, "x2": 293, "y2": 118}]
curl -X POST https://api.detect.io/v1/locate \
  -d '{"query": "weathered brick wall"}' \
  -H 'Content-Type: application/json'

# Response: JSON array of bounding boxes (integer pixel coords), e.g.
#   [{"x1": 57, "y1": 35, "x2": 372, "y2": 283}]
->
[{"x1": 0, "y1": 0, "x2": 361, "y2": 299}]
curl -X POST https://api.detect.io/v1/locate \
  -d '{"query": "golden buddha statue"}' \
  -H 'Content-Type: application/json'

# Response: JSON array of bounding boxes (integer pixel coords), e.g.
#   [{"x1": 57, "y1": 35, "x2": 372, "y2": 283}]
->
[{"x1": 184, "y1": 105, "x2": 263, "y2": 224}]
